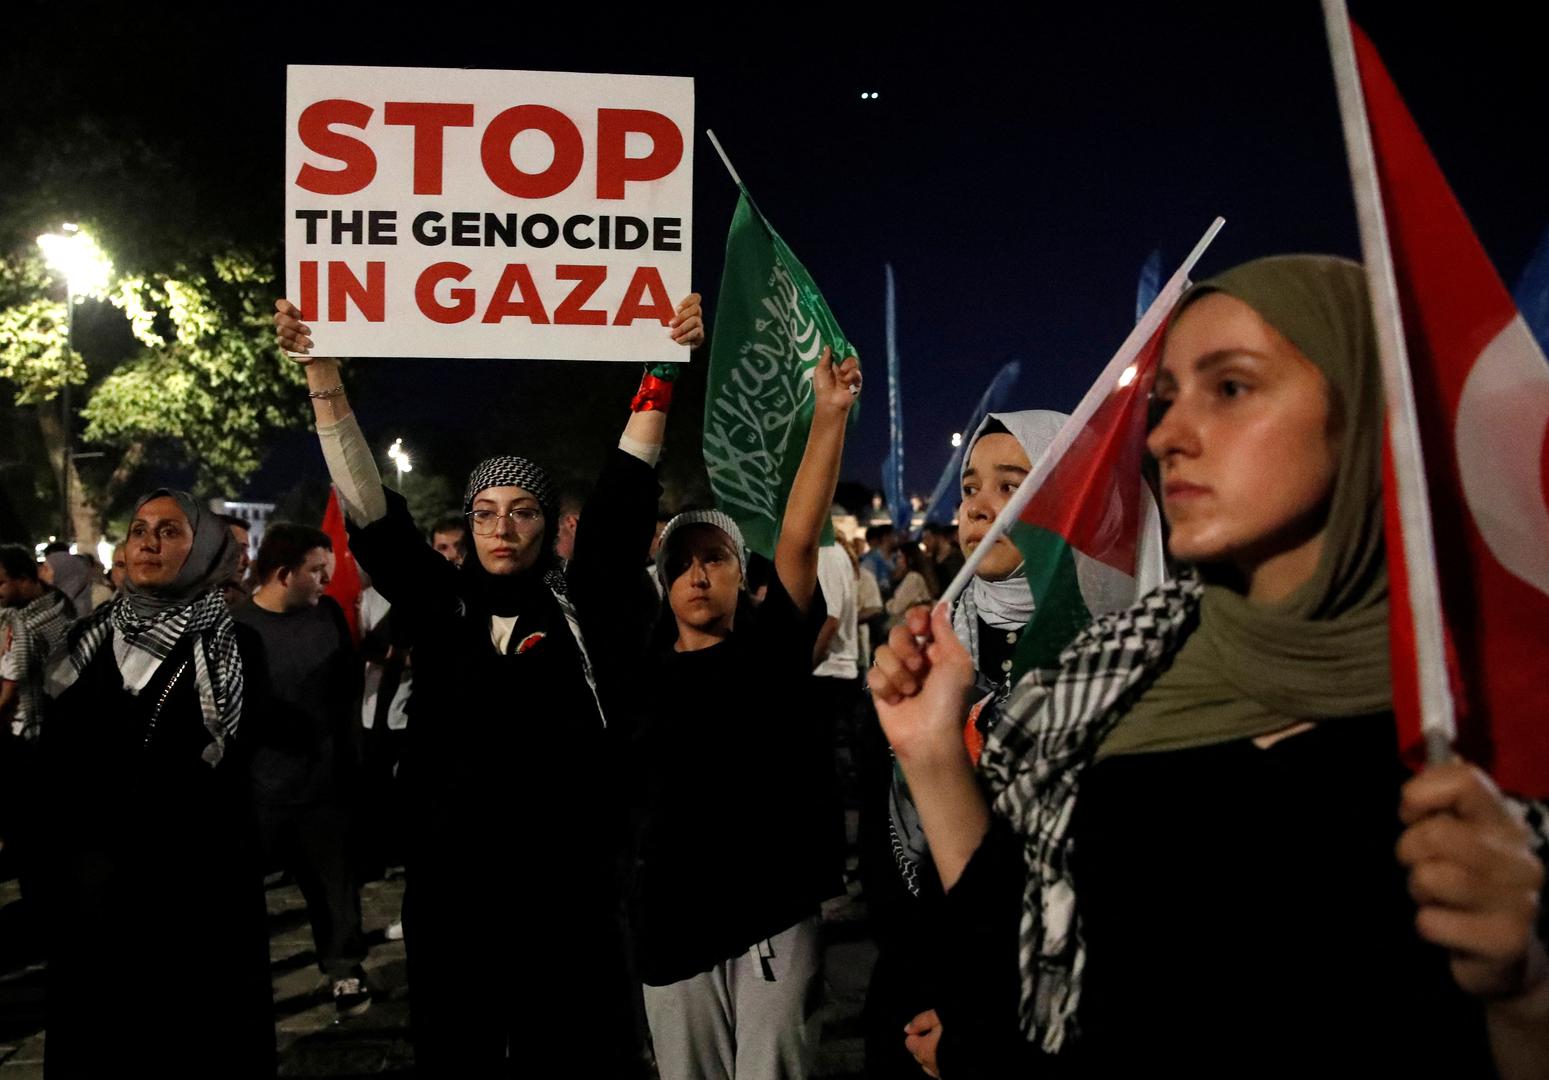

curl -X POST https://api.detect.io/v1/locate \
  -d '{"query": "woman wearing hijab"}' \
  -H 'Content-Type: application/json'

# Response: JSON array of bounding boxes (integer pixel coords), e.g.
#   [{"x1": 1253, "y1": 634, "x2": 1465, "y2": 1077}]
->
[
  {"x1": 870, "y1": 257, "x2": 1549, "y2": 1075},
  {"x1": 872, "y1": 411, "x2": 1165, "y2": 1078},
  {"x1": 40, "y1": 550, "x2": 94, "y2": 617},
  {"x1": 42, "y1": 489, "x2": 275, "y2": 1078},
  {"x1": 273, "y1": 295, "x2": 702, "y2": 1077}
]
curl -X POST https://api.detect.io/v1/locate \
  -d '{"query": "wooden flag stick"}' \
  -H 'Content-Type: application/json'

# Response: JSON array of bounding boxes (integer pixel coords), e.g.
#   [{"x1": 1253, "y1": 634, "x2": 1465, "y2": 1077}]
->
[
  {"x1": 939, "y1": 216, "x2": 1224, "y2": 612},
  {"x1": 1323, "y1": 0, "x2": 1456, "y2": 762}
]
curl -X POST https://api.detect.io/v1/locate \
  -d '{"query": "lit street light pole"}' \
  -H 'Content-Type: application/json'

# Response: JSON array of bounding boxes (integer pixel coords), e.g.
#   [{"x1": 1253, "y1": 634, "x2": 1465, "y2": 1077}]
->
[
  {"x1": 387, "y1": 438, "x2": 413, "y2": 485},
  {"x1": 36, "y1": 225, "x2": 112, "y2": 543}
]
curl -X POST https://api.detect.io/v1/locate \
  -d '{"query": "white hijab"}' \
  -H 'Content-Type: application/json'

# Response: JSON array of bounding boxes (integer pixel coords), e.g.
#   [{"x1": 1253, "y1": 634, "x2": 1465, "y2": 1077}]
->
[{"x1": 950, "y1": 409, "x2": 1166, "y2": 675}]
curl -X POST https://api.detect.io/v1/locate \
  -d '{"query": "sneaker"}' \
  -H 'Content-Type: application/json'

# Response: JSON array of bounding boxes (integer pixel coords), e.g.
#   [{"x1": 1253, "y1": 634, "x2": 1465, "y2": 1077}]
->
[
  {"x1": 384, "y1": 920, "x2": 404, "y2": 942},
  {"x1": 332, "y1": 975, "x2": 371, "y2": 1017}
]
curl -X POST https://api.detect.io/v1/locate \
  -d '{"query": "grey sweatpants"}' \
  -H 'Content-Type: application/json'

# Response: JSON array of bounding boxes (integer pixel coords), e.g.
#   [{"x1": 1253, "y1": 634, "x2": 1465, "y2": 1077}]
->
[{"x1": 643, "y1": 915, "x2": 824, "y2": 1080}]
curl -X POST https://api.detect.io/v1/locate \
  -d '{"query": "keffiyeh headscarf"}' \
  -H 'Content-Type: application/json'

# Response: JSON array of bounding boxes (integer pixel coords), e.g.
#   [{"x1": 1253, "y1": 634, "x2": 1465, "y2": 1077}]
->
[
  {"x1": 48, "y1": 488, "x2": 244, "y2": 766},
  {"x1": 460, "y1": 455, "x2": 567, "y2": 606}
]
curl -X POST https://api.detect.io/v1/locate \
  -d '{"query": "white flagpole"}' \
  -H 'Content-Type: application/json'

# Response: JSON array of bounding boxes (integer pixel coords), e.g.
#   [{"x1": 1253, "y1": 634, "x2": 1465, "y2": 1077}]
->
[
  {"x1": 1323, "y1": 0, "x2": 1456, "y2": 762},
  {"x1": 705, "y1": 130, "x2": 744, "y2": 188},
  {"x1": 939, "y1": 216, "x2": 1225, "y2": 612}
]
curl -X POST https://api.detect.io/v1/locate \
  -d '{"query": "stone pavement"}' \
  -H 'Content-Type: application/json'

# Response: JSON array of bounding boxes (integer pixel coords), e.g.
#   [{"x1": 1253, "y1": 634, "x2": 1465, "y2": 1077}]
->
[{"x1": 0, "y1": 824, "x2": 879, "y2": 1078}]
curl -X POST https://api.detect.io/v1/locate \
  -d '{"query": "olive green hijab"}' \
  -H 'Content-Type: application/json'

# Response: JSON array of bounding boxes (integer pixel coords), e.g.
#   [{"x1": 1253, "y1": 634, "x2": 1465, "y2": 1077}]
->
[{"x1": 1099, "y1": 255, "x2": 1391, "y2": 759}]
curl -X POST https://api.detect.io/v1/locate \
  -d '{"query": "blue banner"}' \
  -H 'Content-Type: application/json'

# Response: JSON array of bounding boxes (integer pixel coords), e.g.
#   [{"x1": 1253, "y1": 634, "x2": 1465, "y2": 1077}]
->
[
  {"x1": 1136, "y1": 248, "x2": 1162, "y2": 325},
  {"x1": 1514, "y1": 223, "x2": 1549, "y2": 354},
  {"x1": 922, "y1": 358, "x2": 1022, "y2": 525},
  {"x1": 881, "y1": 263, "x2": 910, "y2": 533}
]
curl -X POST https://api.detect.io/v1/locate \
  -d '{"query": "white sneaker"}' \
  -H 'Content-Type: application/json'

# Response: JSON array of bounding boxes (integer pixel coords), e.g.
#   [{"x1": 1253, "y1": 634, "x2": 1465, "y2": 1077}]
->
[{"x1": 333, "y1": 975, "x2": 371, "y2": 1017}]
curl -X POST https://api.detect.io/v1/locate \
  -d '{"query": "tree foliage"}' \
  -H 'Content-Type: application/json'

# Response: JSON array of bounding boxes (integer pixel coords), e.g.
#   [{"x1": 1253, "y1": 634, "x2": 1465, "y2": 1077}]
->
[
  {"x1": 80, "y1": 250, "x2": 308, "y2": 492},
  {"x1": 0, "y1": 235, "x2": 308, "y2": 502}
]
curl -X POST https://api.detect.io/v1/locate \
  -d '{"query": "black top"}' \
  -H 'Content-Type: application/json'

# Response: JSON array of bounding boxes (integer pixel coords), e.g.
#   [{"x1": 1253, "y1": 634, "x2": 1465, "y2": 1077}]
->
[
  {"x1": 572, "y1": 449, "x2": 843, "y2": 985},
  {"x1": 345, "y1": 488, "x2": 617, "y2": 910},
  {"x1": 936, "y1": 717, "x2": 1494, "y2": 1077},
  {"x1": 41, "y1": 626, "x2": 276, "y2": 1077},
  {"x1": 235, "y1": 595, "x2": 360, "y2": 805}
]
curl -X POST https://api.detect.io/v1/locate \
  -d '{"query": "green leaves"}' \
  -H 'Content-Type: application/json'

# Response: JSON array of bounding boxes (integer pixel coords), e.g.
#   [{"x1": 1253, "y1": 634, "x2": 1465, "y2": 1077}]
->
[{"x1": 0, "y1": 232, "x2": 307, "y2": 498}]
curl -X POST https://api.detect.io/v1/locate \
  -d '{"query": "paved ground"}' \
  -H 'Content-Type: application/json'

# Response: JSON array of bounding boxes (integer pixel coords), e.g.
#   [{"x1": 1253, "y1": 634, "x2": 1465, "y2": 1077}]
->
[{"x1": 0, "y1": 820, "x2": 877, "y2": 1078}]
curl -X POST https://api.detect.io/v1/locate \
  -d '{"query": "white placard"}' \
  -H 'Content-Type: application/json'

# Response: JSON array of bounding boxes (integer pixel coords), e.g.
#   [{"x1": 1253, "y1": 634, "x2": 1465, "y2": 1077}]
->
[{"x1": 285, "y1": 64, "x2": 694, "y2": 362}]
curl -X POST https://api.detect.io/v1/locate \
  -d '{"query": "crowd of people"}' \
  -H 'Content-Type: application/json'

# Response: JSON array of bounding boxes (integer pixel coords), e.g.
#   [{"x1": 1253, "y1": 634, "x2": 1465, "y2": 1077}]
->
[{"x1": 0, "y1": 255, "x2": 1546, "y2": 1079}]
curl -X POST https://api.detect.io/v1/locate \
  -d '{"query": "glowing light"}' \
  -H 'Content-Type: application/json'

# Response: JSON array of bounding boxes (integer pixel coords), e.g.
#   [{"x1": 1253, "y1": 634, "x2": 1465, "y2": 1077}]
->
[
  {"x1": 36, "y1": 225, "x2": 113, "y2": 298},
  {"x1": 1117, "y1": 364, "x2": 1138, "y2": 388},
  {"x1": 387, "y1": 438, "x2": 413, "y2": 475},
  {"x1": 950, "y1": 432, "x2": 963, "y2": 448},
  {"x1": 96, "y1": 537, "x2": 114, "y2": 568}
]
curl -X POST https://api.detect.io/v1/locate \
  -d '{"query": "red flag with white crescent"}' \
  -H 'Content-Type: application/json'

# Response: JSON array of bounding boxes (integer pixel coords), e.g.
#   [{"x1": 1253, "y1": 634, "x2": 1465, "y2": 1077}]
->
[{"x1": 1356, "y1": 24, "x2": 1549, "y2": 797}]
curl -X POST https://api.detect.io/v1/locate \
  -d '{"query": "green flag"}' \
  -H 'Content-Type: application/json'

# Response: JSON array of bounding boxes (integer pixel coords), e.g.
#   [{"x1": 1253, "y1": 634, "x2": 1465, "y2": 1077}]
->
[{"x1": 703, "y1": 188, "x2": 856, "y2": 557}]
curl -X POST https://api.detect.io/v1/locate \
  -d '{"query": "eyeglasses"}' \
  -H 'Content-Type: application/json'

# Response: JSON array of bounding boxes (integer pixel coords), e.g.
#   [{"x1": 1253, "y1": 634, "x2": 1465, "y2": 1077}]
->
[{"x1": 466, "y1": 507, "x2": 544, "y2": 535}]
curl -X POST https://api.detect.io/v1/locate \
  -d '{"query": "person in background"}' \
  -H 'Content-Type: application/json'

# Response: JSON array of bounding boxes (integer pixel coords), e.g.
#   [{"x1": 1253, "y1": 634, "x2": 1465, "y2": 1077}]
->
[
  {"x1": 883, "y1": 542, "x2": 937, "y2": 631},
  {"x1": 235, "y1": 523, "x2": 370, "y2": 1016},
  {"x1": 40, "y1": 551, "x2": 92, "y2": 617},
  {"x1": 921, "y1": 522, "x2": 965, "y2": 593},
  {"x1": 862, "y1": 524, "x2": 898, "y2": 601},
  {"x1": 221, "y1": 514, "x2": 254, "y2": 608},
  {"x1": 554, "y1": 485, "x2": 588, "y2": 565},
  {"x1": 429, "y1": 515, "x2": 467, "y2": 567},
  {"x1": 109, "y1": 543, "x2": 128, "y2": 592}
]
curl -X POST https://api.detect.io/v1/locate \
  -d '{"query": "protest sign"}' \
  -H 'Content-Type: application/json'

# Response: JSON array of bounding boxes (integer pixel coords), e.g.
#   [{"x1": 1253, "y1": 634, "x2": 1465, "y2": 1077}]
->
[{"x1": 285, "y1": 65, "x2": 693, "y2": 362}]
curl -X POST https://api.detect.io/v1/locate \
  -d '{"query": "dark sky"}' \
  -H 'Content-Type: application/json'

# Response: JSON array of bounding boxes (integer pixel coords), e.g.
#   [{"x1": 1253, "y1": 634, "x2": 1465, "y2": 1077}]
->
[{"x1": 8, "y1": 2, "x2": 1547, "y2": 512}]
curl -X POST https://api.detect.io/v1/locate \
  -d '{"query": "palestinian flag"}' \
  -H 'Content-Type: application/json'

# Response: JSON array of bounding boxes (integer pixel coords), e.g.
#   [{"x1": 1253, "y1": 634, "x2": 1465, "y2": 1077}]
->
[
  {"x1": 1348, "y1": 23, "x2": 1549, "y2": 796},
  {"x1": 1007, "y1": 325, "x2": 1167, "y2": 680}
]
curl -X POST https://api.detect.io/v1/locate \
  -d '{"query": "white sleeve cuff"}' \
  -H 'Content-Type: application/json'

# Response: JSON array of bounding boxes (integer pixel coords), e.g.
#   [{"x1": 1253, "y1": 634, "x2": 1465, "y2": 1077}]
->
[{"x1": 617, "y1": 434, "x2": 662, "y2": 467}]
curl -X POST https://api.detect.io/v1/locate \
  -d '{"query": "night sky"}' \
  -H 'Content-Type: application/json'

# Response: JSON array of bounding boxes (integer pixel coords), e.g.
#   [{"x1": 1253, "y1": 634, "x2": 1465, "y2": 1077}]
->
[{"x1": 7, "y1": 2, "x2": 1546, "y2": 515}]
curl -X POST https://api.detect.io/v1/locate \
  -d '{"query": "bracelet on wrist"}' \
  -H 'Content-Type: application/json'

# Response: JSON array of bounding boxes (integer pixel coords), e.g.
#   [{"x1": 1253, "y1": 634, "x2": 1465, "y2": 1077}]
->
[{"x1": 308, "y1": 384, "x2": 345, "y2": 400}]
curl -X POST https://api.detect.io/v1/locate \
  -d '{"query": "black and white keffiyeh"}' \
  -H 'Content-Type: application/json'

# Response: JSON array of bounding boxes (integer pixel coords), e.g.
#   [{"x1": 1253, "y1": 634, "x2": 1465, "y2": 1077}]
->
[
  {"x1": 979, "y1": 573, "x2": 1549, "y2": 1053},
  {"x1": 49, "y1": 589, "x2": 244, "y2": 766},
  {"x1": 46, "y1": 487, "x2": 244, "y2": 767},
  {"x1": 462, "y1": 455, "x2": 558, "y2": 519},
  {"x1": 978, "y1": 575, "x2": 1203, "y2": 1053}
]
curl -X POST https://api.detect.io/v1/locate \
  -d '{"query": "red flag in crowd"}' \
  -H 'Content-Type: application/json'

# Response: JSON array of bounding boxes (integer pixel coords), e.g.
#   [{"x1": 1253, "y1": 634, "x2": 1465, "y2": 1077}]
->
[
  {"x1": 1352, "y1": 23, "x2": 1549, "y2": 797},
  {"x1": 321, "y1": 487, "x2": 362, "y2": 644}
]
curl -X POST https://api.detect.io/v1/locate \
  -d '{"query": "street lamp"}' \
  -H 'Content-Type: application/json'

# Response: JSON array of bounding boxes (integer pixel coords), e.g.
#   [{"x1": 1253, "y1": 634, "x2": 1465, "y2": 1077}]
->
[
  {"x1": 36, "y1": 225, "x2": 113, "y2": 542},
  {"x1": 387, "y1": 438, "x2": 413, "y2": 484}
]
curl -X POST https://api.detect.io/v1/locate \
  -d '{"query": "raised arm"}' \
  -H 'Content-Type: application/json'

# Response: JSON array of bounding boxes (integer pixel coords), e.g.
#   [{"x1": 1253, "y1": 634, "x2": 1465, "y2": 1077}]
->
[
  {"x1": 774, "y1": 347, "x2": 860, "y2": 613},
  {"x1": 273, "y1": 299, "x2": 386, "y2": 528},
  {"x1": 568, "y1": 294, "x2": 702, "y2": 610},
  {"x1": 870, "y1": 603, "x2": 988, "y2": 889}
]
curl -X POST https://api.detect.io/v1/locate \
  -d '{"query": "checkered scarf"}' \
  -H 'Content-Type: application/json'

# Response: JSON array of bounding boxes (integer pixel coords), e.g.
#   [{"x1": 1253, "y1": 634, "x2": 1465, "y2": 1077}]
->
[
  {"x1": 979, "y1": 575, "x2": 1204, "y2": 1053},
  {"x1": 48, "y1": 588, "x2": 243, "y2": 767},
  {"x1": 3, "y1": 590, "x2": 75, "y2": 740},
  {"x1": 463, "y1": 455, "x2": 558, "y2": 519},
  {"x1": 980, "y1": 574, "x2": 1549, "y2": 1053}
]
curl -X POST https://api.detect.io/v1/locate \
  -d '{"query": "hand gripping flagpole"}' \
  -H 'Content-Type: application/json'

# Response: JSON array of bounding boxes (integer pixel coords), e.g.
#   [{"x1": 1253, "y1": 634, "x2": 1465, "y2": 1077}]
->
[
  {"x1": 938, "y1": 216, "x2": 1225, "y2": 613},
  {"x1": 1323, "y1": 0, "x2": 1456, "y2": 762}
]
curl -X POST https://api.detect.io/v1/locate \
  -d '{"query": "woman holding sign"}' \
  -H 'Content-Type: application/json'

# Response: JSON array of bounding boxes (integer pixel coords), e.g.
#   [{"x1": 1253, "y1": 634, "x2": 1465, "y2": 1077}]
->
[
  {"x1": 868, "y1": 257, "x2": 1549, "y2": 1076},
  {"x1": 565, "y1": 344, "x2": 858, "y2": 1080},
  {"x1": 273, "y1": 294, "x2": 702, "y2": 1076}
]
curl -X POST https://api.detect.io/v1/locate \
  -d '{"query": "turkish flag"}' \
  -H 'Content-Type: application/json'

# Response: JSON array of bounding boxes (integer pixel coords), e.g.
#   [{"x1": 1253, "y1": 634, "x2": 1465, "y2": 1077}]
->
[
  {"x1": 1356, "y1": 24, "x2": 1549, "y2": 797},
  {"x1": 321, "y1": 487, "x2": 363, "y2": 644}
]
